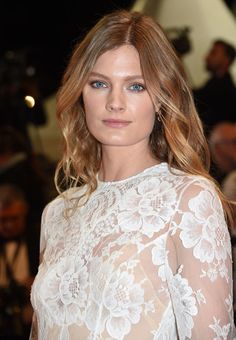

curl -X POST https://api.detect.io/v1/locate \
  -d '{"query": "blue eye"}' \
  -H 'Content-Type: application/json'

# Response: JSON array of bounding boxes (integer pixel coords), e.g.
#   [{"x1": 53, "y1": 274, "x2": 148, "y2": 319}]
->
[
  {"x1": 91, "y1": 81, "x2": 107, "y2": 89},
  {"x1": 130, "y1": 83, "x2": 145, "y2": 92}
]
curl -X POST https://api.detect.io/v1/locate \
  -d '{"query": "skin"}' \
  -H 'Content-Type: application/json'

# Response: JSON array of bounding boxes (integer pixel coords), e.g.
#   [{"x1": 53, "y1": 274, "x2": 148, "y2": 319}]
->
[
  {"x1": 0, "y1": 199, "x2": 33, "y2": 324},
  {"x1": 82, "y1": 44, "x2": 159, "y2": 182},
  {"x1": 205, "y1": 43, "x2": 231, "y2": 77},
  {"x1": 210, "y1": 123, "x2": 236, "y2": 173},
  {"x1": 0, "y1": 200, "x2": 28, "y2": 239}
]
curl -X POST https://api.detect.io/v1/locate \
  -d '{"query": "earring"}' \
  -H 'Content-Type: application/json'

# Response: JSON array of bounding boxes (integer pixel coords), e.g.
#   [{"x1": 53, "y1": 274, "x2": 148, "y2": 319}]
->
[{"x1": 156, "y1": 111, "x2": 162, "y2": 122}]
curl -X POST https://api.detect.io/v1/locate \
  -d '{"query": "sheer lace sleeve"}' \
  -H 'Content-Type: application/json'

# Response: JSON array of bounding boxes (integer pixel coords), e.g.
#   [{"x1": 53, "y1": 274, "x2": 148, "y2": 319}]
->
[
  {"x1": 39, "y1": 202, "x2": 51, "y2": 260},
  {"x1": 29, "y1": 312, "x2": 38, "y2": 340},
  {"x1": 166, "y1": 179, "x2": 235, "y2": 339},
  {"x1": 29, "y1": 203, "x2": 50, "y2": 340}
]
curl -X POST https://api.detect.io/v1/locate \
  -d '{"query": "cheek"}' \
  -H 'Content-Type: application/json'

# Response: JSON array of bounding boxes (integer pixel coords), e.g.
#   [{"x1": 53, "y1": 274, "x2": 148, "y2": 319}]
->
[
  {"x1": 85, "y1": 109, "x2": 102, "y2": 141},
  {"x1": 83, "y1": 100, "x2": 96, "y2": 118},
  {"x1": 145, "y1": 115, "x2": 156, "y2": 136},
  {"x1": 138, "y1": 105, "x2": 156, "y2": 130},
  {"x1": 85, "y1": 114, "x2": 94, "y2": 135},
  {"x1": 83, "y1": 99, "x2": 99, "y2": 131},
  {"x1": 83, "y1": 91, "x2": 103, "y2": 119},
  {"x1": 129, "y1": 111, "x2": 155, "y2": 143}
]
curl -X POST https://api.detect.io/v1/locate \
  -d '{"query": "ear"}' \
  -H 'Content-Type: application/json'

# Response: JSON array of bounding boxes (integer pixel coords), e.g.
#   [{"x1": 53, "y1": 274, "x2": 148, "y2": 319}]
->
[{"x1": 154, "y1": 102, "x2": 161, "y2": 112}]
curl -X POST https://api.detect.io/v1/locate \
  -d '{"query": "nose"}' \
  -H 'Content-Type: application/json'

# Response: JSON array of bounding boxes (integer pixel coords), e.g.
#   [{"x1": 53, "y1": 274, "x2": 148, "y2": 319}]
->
[{"x1": 105, "y1": 88, "x2": 125, "y2": 112}]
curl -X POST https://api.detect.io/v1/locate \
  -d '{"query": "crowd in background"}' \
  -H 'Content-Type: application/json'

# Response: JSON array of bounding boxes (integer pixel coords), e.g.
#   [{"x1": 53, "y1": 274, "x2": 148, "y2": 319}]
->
[{"x1": 0, "y1": 125, "x2": 56, "y2": 339}]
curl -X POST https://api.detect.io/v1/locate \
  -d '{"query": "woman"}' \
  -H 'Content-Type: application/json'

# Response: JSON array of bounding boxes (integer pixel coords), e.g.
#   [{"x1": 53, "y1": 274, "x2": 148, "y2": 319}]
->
[{"x1": 30, "y1": 10, "x2": 235, "y2": 339}]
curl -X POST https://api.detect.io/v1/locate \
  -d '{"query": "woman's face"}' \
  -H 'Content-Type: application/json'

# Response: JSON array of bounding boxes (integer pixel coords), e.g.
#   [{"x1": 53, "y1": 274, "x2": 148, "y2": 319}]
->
[{"x1": 82, "y1": 44, "x2": 156, "y2": 150}]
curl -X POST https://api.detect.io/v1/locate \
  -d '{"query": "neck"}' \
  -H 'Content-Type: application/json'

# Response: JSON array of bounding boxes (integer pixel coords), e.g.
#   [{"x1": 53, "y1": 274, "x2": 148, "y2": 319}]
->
[{"x1": 99, "y1": 145, "x2": 158, "y2": 182}]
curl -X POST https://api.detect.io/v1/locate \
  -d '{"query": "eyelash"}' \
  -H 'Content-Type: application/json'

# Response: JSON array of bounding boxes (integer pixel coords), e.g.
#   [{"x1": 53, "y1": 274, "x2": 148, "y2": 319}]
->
[
  {"x1": 130, "y1": 83, "x2": 145, "y2": 92},
  {"x1": 90, "y1": 81, "x2": 107, "y2": 89},
  {"x1": 89, "y1": 80, "x2": 146, "y2": 92}
]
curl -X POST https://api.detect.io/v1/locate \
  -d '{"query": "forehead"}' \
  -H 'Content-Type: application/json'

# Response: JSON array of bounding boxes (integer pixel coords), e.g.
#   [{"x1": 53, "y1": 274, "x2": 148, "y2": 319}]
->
[
  {"x1": 209, "y1": 43, "x2": 226, "y2": 57},
  {"x1": 0, "y1": 200, "x2": 27, "y2": 217},
  {"x1": 213, "y1": 126, "x2": 236, "y2": 143},
  {"x1": 92, "y1": 45, "x2": 142, "y2": 73}
]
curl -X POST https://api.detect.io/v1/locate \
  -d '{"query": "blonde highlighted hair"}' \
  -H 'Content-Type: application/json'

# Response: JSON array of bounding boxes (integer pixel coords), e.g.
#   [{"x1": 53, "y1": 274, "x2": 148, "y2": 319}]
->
[{"x1": 55, "y1": 9, "x2": 232, "y2": 225}]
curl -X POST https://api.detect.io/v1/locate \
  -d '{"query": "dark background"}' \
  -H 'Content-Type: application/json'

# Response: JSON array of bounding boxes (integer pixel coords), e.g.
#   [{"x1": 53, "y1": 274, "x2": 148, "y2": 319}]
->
[
  {"x1": 1, "y1": 0, "x2": 235, "y2": 99},
  {"x1": 1, "y1": 1, "x2": 135, "y2": 98}
]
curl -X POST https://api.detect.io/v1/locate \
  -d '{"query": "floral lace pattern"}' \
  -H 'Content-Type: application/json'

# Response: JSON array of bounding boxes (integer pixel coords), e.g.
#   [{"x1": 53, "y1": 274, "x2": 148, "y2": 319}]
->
[{"x1": 30, "y1": 163, "x2": 235, "y2": 339}]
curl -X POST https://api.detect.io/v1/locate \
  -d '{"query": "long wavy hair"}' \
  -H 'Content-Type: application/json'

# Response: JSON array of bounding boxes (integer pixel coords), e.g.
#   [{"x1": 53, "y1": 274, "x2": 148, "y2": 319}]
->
[{"x1": 55, "y1": 10, "x2": 232, "y2": 225}]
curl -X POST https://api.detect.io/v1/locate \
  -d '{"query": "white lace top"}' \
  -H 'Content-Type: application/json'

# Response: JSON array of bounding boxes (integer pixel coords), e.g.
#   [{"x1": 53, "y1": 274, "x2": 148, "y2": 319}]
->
[{"x1": 30, "y1": 163, "x2": 235, "y2": 339}]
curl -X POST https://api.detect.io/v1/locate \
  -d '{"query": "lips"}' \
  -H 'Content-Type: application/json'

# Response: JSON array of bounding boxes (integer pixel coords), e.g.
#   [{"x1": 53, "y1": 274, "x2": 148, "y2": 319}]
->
[{"x1": 102, "y1": 119, "x2": 131, "y2": 128}]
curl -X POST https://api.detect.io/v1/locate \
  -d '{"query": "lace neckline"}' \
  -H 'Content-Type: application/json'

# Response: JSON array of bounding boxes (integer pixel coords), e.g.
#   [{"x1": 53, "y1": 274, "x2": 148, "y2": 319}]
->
[{"x1": 97, "y1": 162, "x2": 168, "y2": 185}]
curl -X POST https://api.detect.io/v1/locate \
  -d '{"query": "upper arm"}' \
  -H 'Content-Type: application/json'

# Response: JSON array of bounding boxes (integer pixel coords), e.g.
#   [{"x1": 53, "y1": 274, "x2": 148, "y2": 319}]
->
[
  {"x1": 29, "y1": 313, "x2": 38, "y2": 340},
  {"x1": 166, "y1": 179, "x2": 235, "y2": 339},
  {"x1": 38, "y1": 202, "x2": 51, "y2": 263}
]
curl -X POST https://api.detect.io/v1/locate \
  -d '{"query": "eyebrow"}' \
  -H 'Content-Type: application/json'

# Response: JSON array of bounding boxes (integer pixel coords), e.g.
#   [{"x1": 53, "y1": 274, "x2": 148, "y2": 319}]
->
[{"x1": 89, "y1": 72, "x2": 144, "y2": 81}]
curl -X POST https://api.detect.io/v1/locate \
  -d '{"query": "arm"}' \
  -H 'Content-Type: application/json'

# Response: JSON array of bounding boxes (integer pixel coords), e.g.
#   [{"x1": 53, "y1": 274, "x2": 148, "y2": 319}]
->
[
  {"x1": 29, "y1": 313, "x2": 38, "y2": 340},
  {"x1": 29, "y1": 203, "x2": 49, "y2": 340},
  {"x1": 166, "y1": 179, "x2": 235, "y2": 339}
]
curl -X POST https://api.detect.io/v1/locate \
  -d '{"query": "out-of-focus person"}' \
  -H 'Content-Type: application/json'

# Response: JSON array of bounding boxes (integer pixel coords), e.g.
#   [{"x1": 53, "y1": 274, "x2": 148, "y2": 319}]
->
[
  {"x1": 209, "y1": 121, "x2": 236, "y2": 185},
  {"x1": 222, "y1": 170, "x2": 236, "y2": 322},
  {"x1": 222, "y1": 170, "x2": 236, "y2": 230},
  {"x1": 193, "y1": 39, "x2": 236, "y2": 135},
  {"x1": 0, "y1": 184, "x2": 37, "y2": 339},
  {"x1": 0, "y1": 125, "x2": 49, "y2": 301}
]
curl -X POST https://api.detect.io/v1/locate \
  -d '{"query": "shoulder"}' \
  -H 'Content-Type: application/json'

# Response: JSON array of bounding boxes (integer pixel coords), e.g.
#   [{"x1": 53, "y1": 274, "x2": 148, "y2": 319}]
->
[
  {"x1": 180, "y1": 173, "x2": 217, "y2": 195},
  {"x1": 144, "y1": 163, "x2": 220, "y2": 208},
  {"x1": 160, "y1": 164, "x2": 214, "y2": 189},
  {"x1": 168, "y1": 172, "x2": 226, "y2": 229},
  {"x1": 176, "y1": 171, "x2": 220, "y2": 206},
  {"x1": 41, "y1": 186, "x2": 87, "y2": 222},
  {"x1": 146, "y1": 163, "x2": 217, "y2": 193},
  {"x1": 39, "y1": 186, "x2": 86, "y2": 250},
  {"x1": 162, "y1": 166, "x2": 222, "y2": 210}
]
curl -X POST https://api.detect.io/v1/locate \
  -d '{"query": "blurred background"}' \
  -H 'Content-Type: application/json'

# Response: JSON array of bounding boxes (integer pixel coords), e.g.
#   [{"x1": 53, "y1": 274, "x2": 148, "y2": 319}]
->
[
  {"x1": 0, "y1": 0, "x2": 236, "y2": 161},
  {"x1": 0, "y1": 0, "x2": 136, "y2": 161}
]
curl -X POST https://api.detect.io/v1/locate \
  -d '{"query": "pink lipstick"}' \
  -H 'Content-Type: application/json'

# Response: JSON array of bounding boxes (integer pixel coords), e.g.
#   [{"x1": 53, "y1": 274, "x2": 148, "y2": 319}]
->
[{"x1": 102, "y1": 119, "x2": 131, "y2": 128}]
